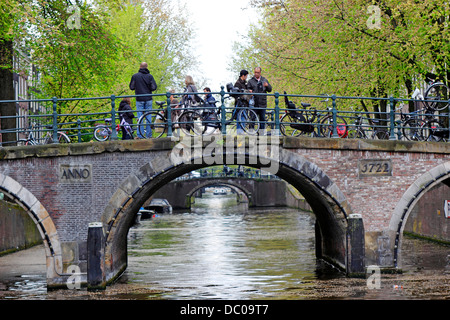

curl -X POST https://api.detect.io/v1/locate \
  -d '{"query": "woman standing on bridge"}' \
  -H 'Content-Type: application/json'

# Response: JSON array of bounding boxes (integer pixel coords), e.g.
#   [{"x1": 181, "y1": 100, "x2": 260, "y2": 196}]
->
[{"x1": 119, "y1": 97, "x2": 135, "y2": 140}]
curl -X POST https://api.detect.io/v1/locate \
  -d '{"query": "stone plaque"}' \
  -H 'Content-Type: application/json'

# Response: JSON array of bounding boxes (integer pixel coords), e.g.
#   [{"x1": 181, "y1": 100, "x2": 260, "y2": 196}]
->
[
  {"x1": 358, "y1": 159, "x2": 392, "y2": 177},
  {"x1": 60, "y1": 164, "x2": 92, "y2": 183}
]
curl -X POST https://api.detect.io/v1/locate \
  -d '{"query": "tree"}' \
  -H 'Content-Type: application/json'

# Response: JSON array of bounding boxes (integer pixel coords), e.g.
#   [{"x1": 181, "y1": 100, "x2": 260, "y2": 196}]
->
[
  {"x1": 0, "y1": 0, "x2": 198, "y2": 141},
  {"x1": 231, "y1": 0, "x2": 450, "y2": 114}
]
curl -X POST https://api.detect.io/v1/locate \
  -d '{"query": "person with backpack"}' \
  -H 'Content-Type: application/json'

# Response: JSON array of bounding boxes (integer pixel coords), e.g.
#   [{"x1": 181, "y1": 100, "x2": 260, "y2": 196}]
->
[
  {"x1": 129, "y1": 62, "x2": 157, "y2": 138},
  {"x1": 202, "y1": 87, "x2": 219, "y2": 134},
  {"x1": 181, "y1": 75, "x2": 202, "y2": 106},
  {"x1": 118, "y1": 97, "x2": 135, "y2": 140}
]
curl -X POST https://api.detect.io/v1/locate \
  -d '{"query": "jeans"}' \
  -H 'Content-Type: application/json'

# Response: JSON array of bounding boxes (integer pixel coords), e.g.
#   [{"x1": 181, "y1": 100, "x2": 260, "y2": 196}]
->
[
  {"x1": 136, "y1": 100, "x2": 152, "y2": 138},
  {"x1": 236, "y1": 110, "x2": 245, "y2": 134},
  {"x1": 255, "y1": 106, "x2": 266, "y2": 130}
]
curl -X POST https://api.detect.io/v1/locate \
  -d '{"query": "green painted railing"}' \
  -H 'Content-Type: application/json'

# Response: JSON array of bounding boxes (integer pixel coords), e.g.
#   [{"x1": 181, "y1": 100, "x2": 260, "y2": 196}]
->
[{"x1": 0, "y1": 87, "x2": 449, "y2": 146}]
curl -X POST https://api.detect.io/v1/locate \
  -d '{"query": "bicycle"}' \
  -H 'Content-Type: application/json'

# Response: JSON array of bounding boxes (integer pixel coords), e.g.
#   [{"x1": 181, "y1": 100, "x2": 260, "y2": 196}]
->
[
  {"x1": 280, "y1": 93, "x2": 317, "y2": 137},
  {"x1": 347, "y1": 115, "x2": 389, "y2": 140},
  {"x1": 93, "y1": 117, "x2": 134, "y2": 141},
  {"x1": 280, "y1": 92, "x2": 348, "y2": 138},
  {"x1": 400, "y1": 75, "x2": 450, "y2": 142},
  {"x1": 225, "y1": 83, "x2": 260, "y2": 135},
  {"x1": 17, "y1": 123, "x2": 71, "y2": 145},
  {"x1": 413, "y1": 73, "x2": 450, "y2": 112},
  {"x1": 134, "y1": 97, "x2": 209, "y2": 138},
  {"x1": 135, "y1": 101, "x2": 172, "y2": 139},
  {"x1": 178, "y1": 85, "x2": 260, "y2": 136}
]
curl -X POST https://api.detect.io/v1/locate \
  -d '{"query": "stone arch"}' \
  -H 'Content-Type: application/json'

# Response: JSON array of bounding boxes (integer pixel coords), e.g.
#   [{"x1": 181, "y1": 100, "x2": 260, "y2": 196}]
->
[
  {"x1": 390, "y1": 161, "x2": 450, "y2": 268},
  {"x1": 185, "y1": 180, "x2": 252, "y2": 207},
  {"x1": 100, "y1": 147, "x2": 354, "y2": 283},
  {"x1": 0, "y1": 173, "x2": 63, "y2": 287}
]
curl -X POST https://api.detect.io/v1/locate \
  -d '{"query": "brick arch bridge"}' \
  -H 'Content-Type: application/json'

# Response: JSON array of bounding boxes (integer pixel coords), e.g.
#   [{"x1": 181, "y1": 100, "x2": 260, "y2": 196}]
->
[
  {"x1": 0, "y1": 136, "x2": 449, "y2": 289},
  {"x1": 151, "y1": 177, "x2": 290, "y2": 209}
]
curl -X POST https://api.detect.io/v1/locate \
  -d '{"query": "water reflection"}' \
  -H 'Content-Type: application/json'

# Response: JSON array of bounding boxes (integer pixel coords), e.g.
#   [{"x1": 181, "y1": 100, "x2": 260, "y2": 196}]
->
[
  {"x1": 0, "y1": 193, "x2": 448, "y2": 300},
  {"x1": 124, "y1": 194, "x2": 326, "y2": 299}
]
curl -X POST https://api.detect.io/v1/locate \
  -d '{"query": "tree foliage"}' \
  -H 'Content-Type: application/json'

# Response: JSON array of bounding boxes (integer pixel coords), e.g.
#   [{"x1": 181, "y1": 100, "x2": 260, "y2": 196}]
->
[
  {"x1": 231, "y1": 0, "x2": 450, "y2": 112},
  {"x1": 1, "y1": 0, "x2": 197, "y2": 117}
]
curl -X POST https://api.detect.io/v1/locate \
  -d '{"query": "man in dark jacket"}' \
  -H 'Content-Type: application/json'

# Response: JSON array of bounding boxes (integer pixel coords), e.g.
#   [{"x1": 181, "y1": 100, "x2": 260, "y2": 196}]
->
[
  {"x1": 129, "y1": 62, "x2": 157, "y2": 138},
  {"x1": 247, "y1": 67, "x2": 272, "y2": 131},
  {"x1": 234, "y1": 69, "x2": 249, "y2": 91}
]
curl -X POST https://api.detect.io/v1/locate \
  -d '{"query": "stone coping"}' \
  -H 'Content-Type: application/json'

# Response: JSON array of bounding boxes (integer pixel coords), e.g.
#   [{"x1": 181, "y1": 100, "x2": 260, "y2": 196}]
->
[{"x1": 0, "y1": 136, "x2": 449, "y2": 160}]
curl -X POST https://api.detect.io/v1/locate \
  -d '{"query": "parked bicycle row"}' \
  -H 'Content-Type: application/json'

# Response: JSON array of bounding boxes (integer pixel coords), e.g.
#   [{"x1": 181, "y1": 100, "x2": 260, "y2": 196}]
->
[
  {"x1": 3, "y1": 79, "x2": 450, "y2": 145},
  {"x1": 93, "y1": 84, "x2": 450, "y2": 142}
]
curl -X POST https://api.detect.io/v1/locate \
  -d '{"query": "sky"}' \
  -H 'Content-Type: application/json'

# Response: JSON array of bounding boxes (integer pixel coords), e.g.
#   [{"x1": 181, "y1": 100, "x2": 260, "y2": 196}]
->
[{"x1": 182, "y1": 0, "x2": 259, "y2": 92}]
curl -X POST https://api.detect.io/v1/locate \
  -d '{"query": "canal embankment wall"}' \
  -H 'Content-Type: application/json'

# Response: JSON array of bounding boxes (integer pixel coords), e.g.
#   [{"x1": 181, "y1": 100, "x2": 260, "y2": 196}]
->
[
  {"x1": 0, "y1": 200, "x2": 42, "y2": 256},
  {"x1": 404, "y1": 183, "x2": 450, "y2": 244},
  {"x1": 285, "y1": 184, "x2": 312, "y2": 212}
]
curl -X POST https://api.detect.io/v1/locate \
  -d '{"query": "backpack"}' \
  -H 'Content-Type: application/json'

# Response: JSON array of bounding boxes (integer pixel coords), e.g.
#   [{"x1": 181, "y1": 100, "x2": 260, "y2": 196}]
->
[{"x1": 188, "y1": 85, "x2": 202, "y2": 104}]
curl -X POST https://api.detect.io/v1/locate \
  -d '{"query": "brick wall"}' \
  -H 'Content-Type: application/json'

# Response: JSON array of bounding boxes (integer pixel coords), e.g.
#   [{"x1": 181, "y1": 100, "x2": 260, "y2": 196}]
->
[{"x1": 290, "y1": 148, "x2": 449, "y2": 233}]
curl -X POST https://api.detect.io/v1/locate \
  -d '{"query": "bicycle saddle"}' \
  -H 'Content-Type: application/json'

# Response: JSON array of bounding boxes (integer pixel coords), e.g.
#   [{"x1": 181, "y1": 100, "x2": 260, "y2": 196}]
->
[
  {"x1": 155, "y1": 101, "x2": 165, "y2": 106},
  {"x1": 301, "y1": 103, "x2": 311, "y2": 108}
]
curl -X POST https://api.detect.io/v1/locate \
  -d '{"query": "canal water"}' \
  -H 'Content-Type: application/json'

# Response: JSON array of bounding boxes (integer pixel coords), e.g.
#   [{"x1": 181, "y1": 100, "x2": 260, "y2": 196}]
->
[{"x1": 0, "y1": 193, "x2": 449, "y2": 300}]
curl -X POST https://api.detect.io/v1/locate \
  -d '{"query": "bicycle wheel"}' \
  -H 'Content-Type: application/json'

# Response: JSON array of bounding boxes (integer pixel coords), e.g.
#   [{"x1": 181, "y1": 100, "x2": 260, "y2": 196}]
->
[
  {"x1": 238, "y1": 108, "x2": 259, "y2": 135},
  {"x1": 58, "y1": 132, "x2": 71, "y2": 143},
  {"x1": 44, "y1": 131, "x2": 71, "y2": 144},
  {"x1": 372, "y1": 130, "x2": 389, "y2": 140},
  {"x1": 94, "y1": 125, "x2": 111, "y2": 141},
  {"x1": 347, "y1": 127, "x2": 367, "y2": 139},
  {"x1": 424, "y1": 83, "x2": 450, "y2": 111},
  {"x1": 280, "y1": 114, "x2": 302, "y2": 137},
  {"x1": 17, "y1": 139, "x2": 31, "y2": 146},
  {"x1": 138, "y1": 111, "x2": 167, "y2": 138},
  {"x1": 402, "y1": 118, "x2": 425, "y2": 141},
  {"x1": 178, "y1": 110, "x2": 204, "y2": 136},
  {"x1": 422, "y1": 119, "x2": 448, "y2": 142},
  {"x1": 319, "y1": 115, "x2": 348, "y2": 138}
]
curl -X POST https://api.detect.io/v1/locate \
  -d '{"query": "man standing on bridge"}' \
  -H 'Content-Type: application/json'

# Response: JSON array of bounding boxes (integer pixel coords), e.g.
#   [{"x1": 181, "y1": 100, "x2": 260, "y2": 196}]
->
[
  {"x1": 247, "y1": 67, "x2": 272, "y2": 133},
  {"x1": 129, "y1": 62, "x2": 158, "y2": 138}
]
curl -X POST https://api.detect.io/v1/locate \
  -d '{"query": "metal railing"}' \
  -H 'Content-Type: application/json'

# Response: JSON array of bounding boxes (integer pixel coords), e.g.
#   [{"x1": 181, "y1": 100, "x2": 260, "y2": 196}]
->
[
  {"x1": 174, "y1": 167, "x2": 280, "y2": 180},
  {"x1": 0, "y1": 88, "x2": 449, "y2": 146}
]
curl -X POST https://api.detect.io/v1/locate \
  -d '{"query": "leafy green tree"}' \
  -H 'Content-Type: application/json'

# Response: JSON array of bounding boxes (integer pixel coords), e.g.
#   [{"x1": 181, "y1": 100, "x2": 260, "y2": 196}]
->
[
  {"x1": 231, "y1": 0, "x2": 450, "y2": 115},
  {"x1": 1, "y1": 0, "x2": 198, "y2": 141}
]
